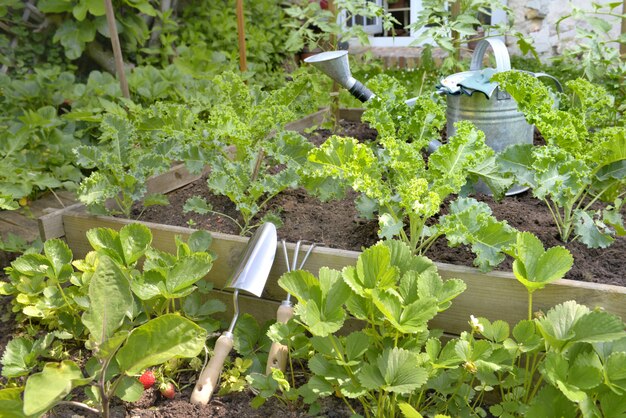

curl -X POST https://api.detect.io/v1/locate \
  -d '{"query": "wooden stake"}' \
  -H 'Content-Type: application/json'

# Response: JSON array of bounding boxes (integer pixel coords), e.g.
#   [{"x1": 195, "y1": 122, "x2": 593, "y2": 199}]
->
[
  {"x1": 328, "y1": 0, "x2": 340, "y2": 131},
  {"x1": 103, "y1": 0, "x2": 130, "y2": 99},
  {"x1": 236, "y1": 0, "x2": 247, "y2": 72}
]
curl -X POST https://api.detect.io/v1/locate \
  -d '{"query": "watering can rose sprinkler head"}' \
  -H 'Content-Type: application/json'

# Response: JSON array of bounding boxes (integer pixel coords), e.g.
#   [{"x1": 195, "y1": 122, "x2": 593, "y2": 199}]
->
[
  {"x1": 304, "y1": 50, "x2": 442, "y2": 153},
  {"x1": 190, "y1": 222, "x2": 277, "y2": 405}
]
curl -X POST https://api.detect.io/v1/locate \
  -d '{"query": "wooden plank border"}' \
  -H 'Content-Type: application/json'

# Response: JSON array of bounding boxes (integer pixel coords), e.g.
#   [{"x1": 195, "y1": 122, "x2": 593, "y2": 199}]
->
[
  {"x1": 38, "y1": 163, "x2": 205, "y2": 241},
  {"x1": 60, "y1": 211, "x2": 626, "y2": 337}
]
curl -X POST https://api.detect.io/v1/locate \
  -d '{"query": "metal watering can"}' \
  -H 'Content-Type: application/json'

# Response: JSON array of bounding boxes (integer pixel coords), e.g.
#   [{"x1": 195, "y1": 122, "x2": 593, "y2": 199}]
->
[
  {"x1": 304, "y1": 41, "x2": 562, "y2": 196},
  {"x1": 439, "y1": 38, "x2": 562, "y2": 195}
]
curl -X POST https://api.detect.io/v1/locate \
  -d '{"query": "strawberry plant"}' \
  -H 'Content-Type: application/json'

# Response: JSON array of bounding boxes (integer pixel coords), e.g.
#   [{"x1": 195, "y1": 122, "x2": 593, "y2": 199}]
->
[
  {"x1": 183, "y1": 71, "x2": 319, "y2": 235},
  {"x1": 252, "y1": 235, "x2": 626, "y2": 417},
  {"x1": 0, "y1": 68, "x2": 88, "y2": 208},
  {"x1": 17, "y1": 264, "x2": 207, "y2": 417},
  {"x1": 493, "y1": 71, "x2": 626, "y2": 247},
  {"x1": 307, "y1": 75, "x2": 517, "y2": 271},
  {"x1": 1, "y1": 224, "x2": 223, "y2": 337},
  {"x1": 0, "y1": 223, "x2": 224, "y2": 416},
  {"x1": 250, "y1": 240, "x2": 466, "y2": 416},
  {"x1": 429, "y1": 234, "x2": 626, "y2": 417}
]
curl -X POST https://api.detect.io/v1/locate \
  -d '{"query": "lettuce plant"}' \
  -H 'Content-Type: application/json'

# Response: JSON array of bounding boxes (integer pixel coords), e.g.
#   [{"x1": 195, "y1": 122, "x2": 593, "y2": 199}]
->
[
  {"x1": 493, "y1": 72, "x2": 626, "y2": 248},
  {"x1": 307, "y1": 75, "x2": 516, "y2": 271}
]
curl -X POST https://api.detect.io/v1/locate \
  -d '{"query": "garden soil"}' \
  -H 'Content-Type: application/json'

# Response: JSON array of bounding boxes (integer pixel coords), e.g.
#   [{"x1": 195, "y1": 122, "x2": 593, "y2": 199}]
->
[
  {"x1": 136, "y1": 120, "x2": 626, "y2": 287},
  {"x1": 1, "y1": 120, "x2": 624, "y2": 417}
]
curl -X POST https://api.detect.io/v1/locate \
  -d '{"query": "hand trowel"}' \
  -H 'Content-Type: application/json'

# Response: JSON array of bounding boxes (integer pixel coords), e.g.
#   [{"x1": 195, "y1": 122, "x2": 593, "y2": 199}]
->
[{"x1": 190, "y1": 222, "x2": 277, "y2": 405}]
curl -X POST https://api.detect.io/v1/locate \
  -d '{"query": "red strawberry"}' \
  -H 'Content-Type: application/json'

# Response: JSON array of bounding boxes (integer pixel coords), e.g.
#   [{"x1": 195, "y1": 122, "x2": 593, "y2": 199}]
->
[
  {"x1": 139, "y1": 370, "x2": 156, "y2": 389},
  {"x1": 160, "y1": 382, "x2": 175, "y2": 399}
]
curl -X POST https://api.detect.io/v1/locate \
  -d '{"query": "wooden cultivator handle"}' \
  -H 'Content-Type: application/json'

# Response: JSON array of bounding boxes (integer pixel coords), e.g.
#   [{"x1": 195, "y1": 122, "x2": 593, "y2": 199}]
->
[
  {"x1": 265, "y1": 304, "x2": 294, "y2": 374},
  {"x1": 190, "y1": 334, "x2": 234, "y2": 405}
]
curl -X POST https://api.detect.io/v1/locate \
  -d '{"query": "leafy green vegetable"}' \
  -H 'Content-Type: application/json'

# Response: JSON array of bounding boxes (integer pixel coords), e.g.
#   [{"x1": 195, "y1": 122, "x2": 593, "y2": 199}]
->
[
  {"x1": 273, "y1": 240, "x2": 466, "y2": 416},
  {"x1": 184, "y1": 71, "x2": 317, "y2": 235},
  {"x1": 494, "y1": 72, "x2": 626, "y2": 246},
  {"x1": 308, "y1": 75, "x2": 515, "y2": 270}
]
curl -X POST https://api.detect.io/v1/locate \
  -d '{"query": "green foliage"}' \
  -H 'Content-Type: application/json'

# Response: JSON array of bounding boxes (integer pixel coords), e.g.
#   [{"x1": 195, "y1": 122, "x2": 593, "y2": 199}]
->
[
  {"x1": 266, "y1": 240, "x2": 466, "y2": 417},
  {"x1": 507, "y1": 232, "x2": 573, "y2": 295},
  {"x1": 307, "y1": 75, "x2": 515, "y2": 270},
  {"x1": 178, "y1": 0, "x2": 296, "y2": 88},
  {"x1": 20, "y1": 313, "x2": 205, "y2": 416},
  {"x1": 554, "y1": 1, "x2": 626, "y2": 111},
  {"x1": 37, "y1": 0, "x2": 156, "y2": 61},
  {"x1": 1, "y1": 333, "x2": 57, "y2": 379},
  {"x1": 284, "y1": 0, "x2": 398, "y2": 52},
  {"x1": 74, "y1": 89, "x2": 215, "y2": 216},
  {"x1": 2, "y1": 224, "x2": 222, "y2": 338},
  {"x1": 1, "y1": 239, "x2": 85, "y2": 335},
  {"x1": 184, "y1": 72, "x2": 318, "y2": 235},
  {"x1": 494, "y1": 71, "x2": 626, "y2": 246},
  {"x1": 447, "y1": 302, "x2": 626, "y2": 418},
  {"x1": 0, "y1": 68, "x2": 89, "y2": 207},
  {"x1": 0, "y1": 1, "x2": 69, "y2": 73},
  {"x1": 409, "y1": 0, "x2": 536, "y2": 72},
  {"x1": 2, "y1": 225, "x2": 218, "y2": 416}
]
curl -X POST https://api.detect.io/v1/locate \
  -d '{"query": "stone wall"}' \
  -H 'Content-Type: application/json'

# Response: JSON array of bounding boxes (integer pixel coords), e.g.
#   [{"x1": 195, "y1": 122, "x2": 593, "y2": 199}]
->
[{"x1": 506, "y1": 0, "x2": 623, "y2": 59}]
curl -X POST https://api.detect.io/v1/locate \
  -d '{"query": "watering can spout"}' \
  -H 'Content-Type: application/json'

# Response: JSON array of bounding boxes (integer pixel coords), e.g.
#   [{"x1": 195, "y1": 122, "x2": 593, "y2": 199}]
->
[
  {"x1": 304, "y1": 51, "x2": 374, "y2": 102},
  {"x1": 304, "y1": 50, "x2": 442, "y2": 153}
]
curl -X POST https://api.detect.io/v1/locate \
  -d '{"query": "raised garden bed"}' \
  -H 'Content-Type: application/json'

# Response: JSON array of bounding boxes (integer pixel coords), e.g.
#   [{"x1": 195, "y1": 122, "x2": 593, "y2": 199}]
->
[
  {"x1": 20, "y1": 107, "x2": 626, "y2": 418},
  {"x1": 38, "y1": 109, "x2": 626, "y2": 337}
]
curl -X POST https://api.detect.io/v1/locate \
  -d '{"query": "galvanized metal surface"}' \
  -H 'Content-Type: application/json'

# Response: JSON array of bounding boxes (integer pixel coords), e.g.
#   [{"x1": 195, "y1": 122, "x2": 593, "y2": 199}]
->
[
  {"x1": 444, "y1": 39, "x2": 532, "y2": 195},
  {"x1": 225, "y1": 222, "x2": 277, "y2": 297}
]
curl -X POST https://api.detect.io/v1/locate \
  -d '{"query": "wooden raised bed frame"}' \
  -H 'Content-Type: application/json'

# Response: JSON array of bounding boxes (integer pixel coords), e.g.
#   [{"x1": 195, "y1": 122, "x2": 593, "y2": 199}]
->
[{"x1": 39, "y1": 109, "x2": 626, "y2": 337}]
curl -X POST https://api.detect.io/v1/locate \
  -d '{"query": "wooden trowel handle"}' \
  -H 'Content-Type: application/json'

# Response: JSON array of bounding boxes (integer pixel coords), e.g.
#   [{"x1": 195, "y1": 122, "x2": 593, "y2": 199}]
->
[
  {"x1": 190, "y1": 334, "x2": 233, "y2": 405},
  {"x1": 265, "y1": 304, "x2": 294, "y2": 374}
]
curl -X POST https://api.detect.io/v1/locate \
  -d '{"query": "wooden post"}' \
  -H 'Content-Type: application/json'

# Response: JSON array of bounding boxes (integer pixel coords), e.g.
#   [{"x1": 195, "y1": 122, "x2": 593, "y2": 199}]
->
[
  {"x1": 328, "y1": 0, "x2": 340, "y2": 131},
  {"x1": 236, "y1": 0, "x2": 247, "y2": 72},
  {"x1": 103, "y1": 0, "x2": 130, "y2": 99}
]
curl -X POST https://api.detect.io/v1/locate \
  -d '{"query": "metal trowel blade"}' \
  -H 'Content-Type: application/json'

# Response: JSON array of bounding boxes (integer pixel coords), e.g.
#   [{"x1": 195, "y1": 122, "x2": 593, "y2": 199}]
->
[{"x1": 225, "y1": 222, "x2": 277, "y2": 297}]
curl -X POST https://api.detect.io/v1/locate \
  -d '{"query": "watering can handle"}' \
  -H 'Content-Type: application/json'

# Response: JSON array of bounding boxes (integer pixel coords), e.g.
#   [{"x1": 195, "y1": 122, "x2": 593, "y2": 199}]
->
[
  {"x1": 534, "y1": 72, "x2": 564, "y2": 92},
  {"x1": 470, "y1": 38, "x2": 511, "y2": 73}
]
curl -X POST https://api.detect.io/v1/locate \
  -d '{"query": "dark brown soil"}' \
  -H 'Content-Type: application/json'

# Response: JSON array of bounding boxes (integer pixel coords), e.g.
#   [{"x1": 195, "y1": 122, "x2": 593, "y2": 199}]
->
[
  {"x1": 136, "y1": 120, "x2": 626, "y2": 287},
  {"x1": 41, "y1": 386, "x2": 353, "y2": 418}
]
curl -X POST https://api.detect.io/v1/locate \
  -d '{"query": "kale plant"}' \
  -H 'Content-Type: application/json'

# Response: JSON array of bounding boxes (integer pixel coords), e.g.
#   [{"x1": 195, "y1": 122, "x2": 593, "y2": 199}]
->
[
  {"x1": 184, "y1": 71, "x2": 318, "y2": 235},
  {"x1": 307, "y1": 75, "x2": 516, "y2": 271},
  {"x1": 494, "y1": 71, "x2": 625, "y2": 248}
]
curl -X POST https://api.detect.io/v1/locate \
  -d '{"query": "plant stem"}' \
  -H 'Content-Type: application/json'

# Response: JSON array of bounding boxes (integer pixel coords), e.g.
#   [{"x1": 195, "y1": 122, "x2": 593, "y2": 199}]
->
[
  {"x1": 56, "y1": 282, "x2": 76, "y2": 314},
  {"x1": 543, "y1": 199, "x2": 564, "y2": 240},
  {"x1": 56, "y1": 401, "x2": 101, "y2": 414}
]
